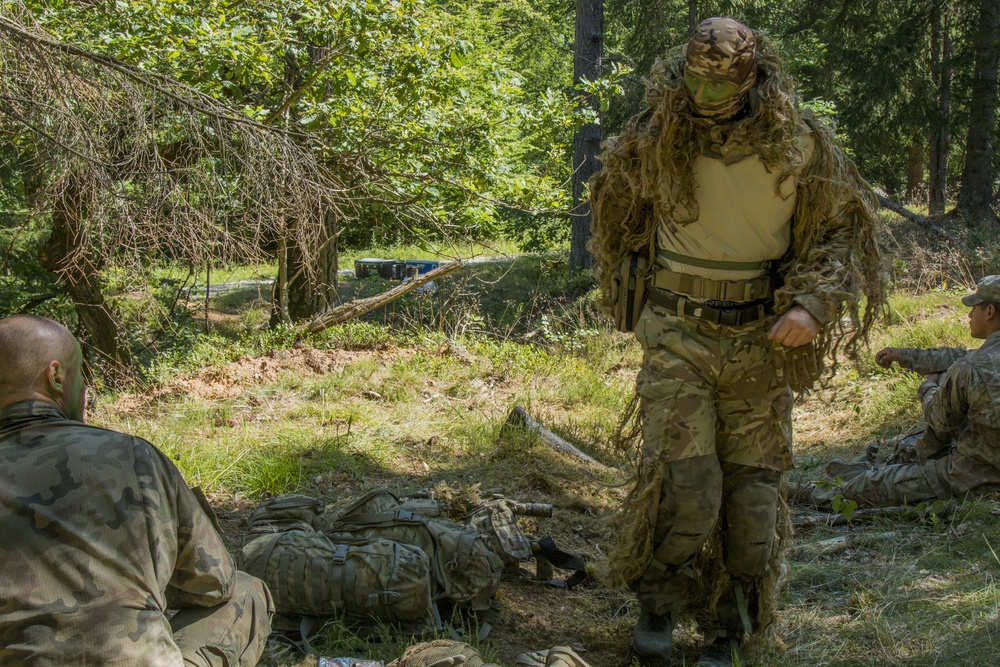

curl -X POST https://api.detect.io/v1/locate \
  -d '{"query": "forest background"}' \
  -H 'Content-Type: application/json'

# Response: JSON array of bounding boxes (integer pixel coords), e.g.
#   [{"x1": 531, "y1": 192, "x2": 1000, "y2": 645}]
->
[{"x1": 3, "y1": 0, "x2": 1000, "y2": 665}]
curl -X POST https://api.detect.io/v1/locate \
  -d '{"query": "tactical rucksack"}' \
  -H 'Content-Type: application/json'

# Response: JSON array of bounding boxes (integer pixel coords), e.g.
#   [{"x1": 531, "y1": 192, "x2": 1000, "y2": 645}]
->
[
  {"x1": 317, "y1": 488, "x2": 503, "y2": 611},
  {"x1": 238, "y1": 497, "x2": 438, "y2": 631}
]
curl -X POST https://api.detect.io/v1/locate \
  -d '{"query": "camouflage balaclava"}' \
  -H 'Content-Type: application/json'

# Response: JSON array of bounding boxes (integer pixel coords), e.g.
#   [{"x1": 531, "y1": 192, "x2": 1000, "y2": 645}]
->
[{"x1": 685, "y1": 17, "x2": 757, "y2": 120}]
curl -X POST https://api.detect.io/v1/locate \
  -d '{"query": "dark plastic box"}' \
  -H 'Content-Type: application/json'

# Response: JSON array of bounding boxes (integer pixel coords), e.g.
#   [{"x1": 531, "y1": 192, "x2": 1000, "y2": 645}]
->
[{"x1": 355, "y1": 258, "x2": 405, "y2": 279}]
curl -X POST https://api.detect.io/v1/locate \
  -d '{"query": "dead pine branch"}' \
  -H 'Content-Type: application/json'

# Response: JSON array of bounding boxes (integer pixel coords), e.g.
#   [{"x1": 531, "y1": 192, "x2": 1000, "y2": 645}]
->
[
  {"x1": 793, "y1": 503, "x2": 956, "y2": 530},
  {"x1": 790, "y1": 531, "x2": 901, "y2": 560},
  {"x1": 876, "y1": 194, "x2": 968, "y2": 250},
  {"x1": 502, "y1": 406, "x2": 616, "y2": 473},
  {"x1": 298, "y1": 261, "x2": 463, "y2": 334}
]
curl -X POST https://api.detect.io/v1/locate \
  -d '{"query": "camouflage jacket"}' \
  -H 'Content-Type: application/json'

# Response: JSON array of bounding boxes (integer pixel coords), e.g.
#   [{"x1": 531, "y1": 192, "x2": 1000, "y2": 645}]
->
[
  {"x1": 0, "y1": 401, "x2": 236, "y2": 666},
  {"x1": 914, "y1": 331, "x2": 1000, "y2": 465},
  {"x1": 897, "y1": 346, "x2": 970, "y2": 375}
]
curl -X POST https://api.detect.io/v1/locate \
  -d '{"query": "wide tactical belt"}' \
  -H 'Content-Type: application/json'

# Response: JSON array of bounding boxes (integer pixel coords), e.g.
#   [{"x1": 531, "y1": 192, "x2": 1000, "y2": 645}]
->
[
  {"x1": 647, "y1": 287, "x2": 773, "y2": 327},
  {"x1": 651, "y1": 269, "x2": 773, "y2": 302}
]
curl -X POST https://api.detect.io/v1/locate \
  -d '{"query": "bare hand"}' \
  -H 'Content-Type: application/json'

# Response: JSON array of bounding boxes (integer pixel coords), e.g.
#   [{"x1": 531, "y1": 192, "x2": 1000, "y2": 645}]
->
[
  {"x1": 768, "y1": 306, "x2": 820, "y2": 348},
  {"x1": 875, "y1": 347, "x2": 900, "y2": 368}
]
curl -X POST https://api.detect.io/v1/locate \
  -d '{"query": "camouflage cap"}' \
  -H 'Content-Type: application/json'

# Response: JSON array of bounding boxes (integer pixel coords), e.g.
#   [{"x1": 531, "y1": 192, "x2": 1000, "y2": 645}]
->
[
  {"x1": 686, "y1": 17, "x2": 756, "y2": 83},
  {"x1": 961, "y1": 275, "x2": 1000, "y2": 306}
]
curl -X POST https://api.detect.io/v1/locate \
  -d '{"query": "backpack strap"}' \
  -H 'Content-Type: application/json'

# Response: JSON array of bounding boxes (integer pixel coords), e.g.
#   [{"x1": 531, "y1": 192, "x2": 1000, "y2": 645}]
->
[{"x1": 533, "y1": 536, "x2": 587, "y2": 589}]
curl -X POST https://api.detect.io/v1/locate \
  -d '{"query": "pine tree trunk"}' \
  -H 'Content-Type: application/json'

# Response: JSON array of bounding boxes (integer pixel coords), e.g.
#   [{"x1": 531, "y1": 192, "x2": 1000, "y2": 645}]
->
[
  {"x1": 955, "y1": 0, "x2": 1000, "y2": 222},
  {"x1": 570, "y1": 0, "x2": 603, "y2": 271},
  {"x1": 928, "y1": 8, "x2": 952, "y2": 216},
  {"x1": 906, "y1": 141, "x2": 924, "y2": 202},
  {"x1": 689, "y1": 0, "x2": 698, "y2": 34}
]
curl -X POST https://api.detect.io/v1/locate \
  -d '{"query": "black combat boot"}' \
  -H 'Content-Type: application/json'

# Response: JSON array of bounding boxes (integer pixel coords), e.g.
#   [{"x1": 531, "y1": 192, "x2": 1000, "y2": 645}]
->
[
  {"x1": 631, "y1": 610, "x2": 675, "y2": 664},
  {"x1": 692, "y1": 635, "x2": 741, "y2": 667}
]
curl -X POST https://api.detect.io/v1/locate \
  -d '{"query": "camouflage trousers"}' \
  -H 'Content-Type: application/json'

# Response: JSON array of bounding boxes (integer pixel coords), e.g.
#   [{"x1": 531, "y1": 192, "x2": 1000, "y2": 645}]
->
[
  {"x1": 632, "y1": 301, "x2": 791, "y2": 622},
  {"x1": 814, "y1": 452, "x2": 1000, "y2": 508},
  {"x1": 172, "y1": 571, "x2": 275, "y2": 667}
]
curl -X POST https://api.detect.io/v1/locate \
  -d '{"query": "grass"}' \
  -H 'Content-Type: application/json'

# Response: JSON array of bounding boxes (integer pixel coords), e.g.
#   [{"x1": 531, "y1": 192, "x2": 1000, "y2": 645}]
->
[{"x1": 79, "y1": 228, "x2": 1000, "y2": 666}]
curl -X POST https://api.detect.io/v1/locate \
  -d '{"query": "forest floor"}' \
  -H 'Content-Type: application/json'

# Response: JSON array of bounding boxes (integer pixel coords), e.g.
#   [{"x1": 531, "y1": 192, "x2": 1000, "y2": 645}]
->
[{"x1": 90, "y1": 216, "x2": 1000, "y2": 666}]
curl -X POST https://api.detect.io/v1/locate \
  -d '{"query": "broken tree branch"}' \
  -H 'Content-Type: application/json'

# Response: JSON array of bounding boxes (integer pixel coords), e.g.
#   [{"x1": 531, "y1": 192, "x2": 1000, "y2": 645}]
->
[
  {"x1": 793, "y1": 503, "x2": 955, "y2": 530},
  {"x1": 503, "y1": 406, "x2": 616, "y2": 473},
  {"x1": 789, "y1": 531, "x2": 900, "y2": 559},
  {"x1": 298, "y1": 260, "x2": 463, "y2": 334},
  {"x1": 876, "y1": 194, "x2": 967, "y2": 249}
]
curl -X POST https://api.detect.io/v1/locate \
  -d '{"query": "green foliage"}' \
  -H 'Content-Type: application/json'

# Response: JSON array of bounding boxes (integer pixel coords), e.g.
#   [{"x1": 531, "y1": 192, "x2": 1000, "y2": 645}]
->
[{"x1": 26, "y1": 0, "x2": 582, "y2": 250}]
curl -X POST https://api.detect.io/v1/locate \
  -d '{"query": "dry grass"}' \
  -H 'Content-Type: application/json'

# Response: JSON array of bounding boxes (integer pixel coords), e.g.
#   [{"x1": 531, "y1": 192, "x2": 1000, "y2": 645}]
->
[{"x1": 87, "y1": 226, "x2": 1000, "y2": 666}]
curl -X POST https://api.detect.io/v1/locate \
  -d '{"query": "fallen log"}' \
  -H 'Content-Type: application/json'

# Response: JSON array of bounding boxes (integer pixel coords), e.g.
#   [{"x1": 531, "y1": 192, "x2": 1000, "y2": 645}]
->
[
  {"x1": 876, "y1": 194, "x2": 967, "y2": 249},
  {"x1": 503, "y1": 406, "x2": 616, "y2": 473},
  {"x1": 299, "y1": 260, "x2": 463, "y2": 334}
]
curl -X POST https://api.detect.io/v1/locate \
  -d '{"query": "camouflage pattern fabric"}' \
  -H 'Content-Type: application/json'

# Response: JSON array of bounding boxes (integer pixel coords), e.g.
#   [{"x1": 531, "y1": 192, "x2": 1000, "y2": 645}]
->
[
  {"x1": 465, "y1": 499, "x2": 534, "y2": 565},
  {"x1": 685, "y1": 17, "x2": 757, "y2": 119},
  {"x1": 635, "y1": 302, "x2": 793, "y2": 471},
  {"x1": 0, "y1": 400, "x2": 272, "y2": 666},
  {"x1": 896, "y1": 346, "x2": 969, "y2": 375},
  {"x1": 814, "y1": 331, "x2": 1000, "y2": 507},
  {"x1": 387, "y1": 640, "x2": 494, "y2": 667},
  {"x1": 515, "y1": 646, "x2": 594, "y2": 667},
  {"x1": 620, "y1": 259, "x2": 792, "y2": 631},
  {"x1": 962, "y1": 274, "x2": 1000, "y2": 306},
  {"x1": 172, "y1": 572, "x2": 275, "y2": 667},
  {"x1": 325, "y1": 489, "x2": 503, "y2": 611},
  {"x1": 635, "y1": 455, "x2": 781, "y2": 623},
  {"x1": 238, "y1": 530, "x2": 437, "y2": 630}
]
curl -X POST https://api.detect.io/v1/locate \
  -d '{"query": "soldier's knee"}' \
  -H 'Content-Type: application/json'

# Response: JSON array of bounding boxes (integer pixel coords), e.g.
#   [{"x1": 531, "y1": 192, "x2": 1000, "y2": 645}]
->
[
  {"x1": 725, "y1": 537, "x2": 773, "y2": 579},
  {"x1": 235, "y1": 571, "x2": 275, "y2": 640},
  {"x1": 653, "y1": 456, "x2": 724, "y2": 564}
]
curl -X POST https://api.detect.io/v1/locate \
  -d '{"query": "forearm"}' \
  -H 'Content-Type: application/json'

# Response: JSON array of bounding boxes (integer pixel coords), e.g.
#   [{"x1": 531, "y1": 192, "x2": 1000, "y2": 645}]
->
[{"x1": 898, "y1": 347, "x2": 968, "y2": 375}]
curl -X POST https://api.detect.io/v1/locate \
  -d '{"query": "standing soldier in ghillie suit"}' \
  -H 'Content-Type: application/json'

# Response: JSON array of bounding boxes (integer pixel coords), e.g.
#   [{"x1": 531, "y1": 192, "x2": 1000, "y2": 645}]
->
[{"x1": 589, "y1": 17, "x2": 886, "y2": 666}]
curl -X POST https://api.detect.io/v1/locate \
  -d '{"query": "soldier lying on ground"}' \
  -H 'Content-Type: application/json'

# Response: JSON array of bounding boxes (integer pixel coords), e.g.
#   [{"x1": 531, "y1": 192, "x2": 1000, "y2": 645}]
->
[
  {"x1": 805, "y1": 276, "x2": 1000, "y2": 507},
  {"x1": 0, "y1": 315, "x2": 274, "y2": 666}
]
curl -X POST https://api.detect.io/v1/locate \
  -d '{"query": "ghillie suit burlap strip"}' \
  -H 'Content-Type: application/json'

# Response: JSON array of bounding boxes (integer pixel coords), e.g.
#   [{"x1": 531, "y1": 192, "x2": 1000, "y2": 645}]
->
[
  {"x1": 595, "y1": 36, "x2": 887, "y2": 639},
  {"x1": 589, "y1": 36, "x2": 887, "y2": 374}
]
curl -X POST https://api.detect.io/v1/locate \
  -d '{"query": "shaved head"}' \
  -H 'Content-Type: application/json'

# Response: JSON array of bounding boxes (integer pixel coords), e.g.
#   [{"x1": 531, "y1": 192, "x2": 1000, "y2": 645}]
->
[{"x1": 0, "y1": 315, "x2": 86, "y2": 419}]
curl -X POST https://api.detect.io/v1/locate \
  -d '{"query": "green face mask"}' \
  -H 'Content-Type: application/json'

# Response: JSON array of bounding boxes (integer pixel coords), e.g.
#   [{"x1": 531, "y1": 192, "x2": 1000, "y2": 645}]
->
[{"x1": 683, "y1": 70, "x2": 739, "y2": 105}]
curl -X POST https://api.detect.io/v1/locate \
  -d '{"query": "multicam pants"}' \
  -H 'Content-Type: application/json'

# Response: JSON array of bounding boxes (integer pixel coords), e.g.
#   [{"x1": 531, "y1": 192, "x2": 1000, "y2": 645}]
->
[
  {"x1": 632, "y1": 300, "x2": 792, "y2": 623},
  {"x1": 172, "y1": 571, "x2": 275, "y2": 667},
  {"x1": 816, "y1": 451, "x2": 1000, "y2": 508}
]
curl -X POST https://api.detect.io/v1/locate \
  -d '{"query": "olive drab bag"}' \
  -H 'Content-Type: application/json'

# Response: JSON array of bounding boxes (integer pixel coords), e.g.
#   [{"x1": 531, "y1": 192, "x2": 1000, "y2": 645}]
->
[
  {"x1": 238, "y1": 495, "x2": 438, "y2": 631},
  {"x1": 610, "y1": 251, "x2": 650, "y2": 333},
  {"x1": 238, "y1": 530, "x2": 436, "y2": 629},
  {"x1": 319, "y1": 488, "x2": 503, "y2": 611}
]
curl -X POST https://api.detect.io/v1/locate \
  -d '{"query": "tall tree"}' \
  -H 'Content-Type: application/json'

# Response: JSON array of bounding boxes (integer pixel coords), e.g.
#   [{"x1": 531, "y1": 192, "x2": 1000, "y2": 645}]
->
[
  {"x1": 571, "y1": 0, "x2": 604, "y2": 270},
  {"x1": 0, "y1": 10, "x2": 339, "y2": 381},
  {"x1": 955, "y1": 0, "x2": 1000, "y2": 222},
  {"x1": 928, "y1": 0, "x2": 954, "y2": 215}
]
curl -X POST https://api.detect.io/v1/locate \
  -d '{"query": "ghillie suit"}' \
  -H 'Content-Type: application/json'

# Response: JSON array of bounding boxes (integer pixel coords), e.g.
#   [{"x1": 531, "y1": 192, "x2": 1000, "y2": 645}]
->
[{"x1": 591, "y1": 25, "x2": 887, "y2": 656}]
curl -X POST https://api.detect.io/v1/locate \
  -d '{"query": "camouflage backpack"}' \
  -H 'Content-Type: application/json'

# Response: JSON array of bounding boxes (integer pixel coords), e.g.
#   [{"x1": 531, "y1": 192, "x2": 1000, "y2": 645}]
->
[
  {"x1": 238, "y1": 496, "x2": 438, "y2": 631},
  {"x1": 317, "y1": 488, "x2": 504, "y2": 611}
]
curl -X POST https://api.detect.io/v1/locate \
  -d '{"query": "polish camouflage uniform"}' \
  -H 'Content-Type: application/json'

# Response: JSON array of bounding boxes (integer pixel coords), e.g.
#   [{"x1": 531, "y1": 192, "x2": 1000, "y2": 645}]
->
[
  {"x1": 0, "y1": 400, "x2": 274, "y2": 666},
  {"x1": 591, "y1": 20, "x2": 885, "y2": 645},
  {"x1": 816, "y1": 330, "x2": 1000, "y2": 506}
]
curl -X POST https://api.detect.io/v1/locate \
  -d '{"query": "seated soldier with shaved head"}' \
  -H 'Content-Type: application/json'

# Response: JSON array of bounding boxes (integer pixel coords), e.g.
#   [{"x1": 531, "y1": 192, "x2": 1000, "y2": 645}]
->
[{"x1": 0, "y1": 315, "x2": 273, "y2": 666}]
